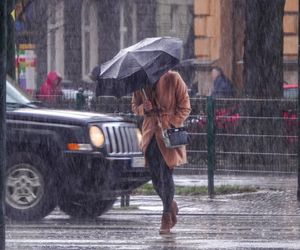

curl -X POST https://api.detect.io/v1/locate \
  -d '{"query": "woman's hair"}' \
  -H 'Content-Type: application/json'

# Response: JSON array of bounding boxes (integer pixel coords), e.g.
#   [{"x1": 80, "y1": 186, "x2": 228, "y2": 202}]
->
[{"x1": 211, "y1": 66, "x2": 224, "y2": 77}]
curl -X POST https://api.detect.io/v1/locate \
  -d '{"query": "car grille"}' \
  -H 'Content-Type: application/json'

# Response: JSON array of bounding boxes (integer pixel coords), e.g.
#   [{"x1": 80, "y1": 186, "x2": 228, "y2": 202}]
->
[{"x1": 101, "y1": 122, "x2": 142, "y2": 156}]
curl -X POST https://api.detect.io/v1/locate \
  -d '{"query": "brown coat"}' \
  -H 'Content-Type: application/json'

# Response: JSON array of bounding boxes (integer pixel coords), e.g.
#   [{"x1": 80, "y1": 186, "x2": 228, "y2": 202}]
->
[{"x1": 132, "y1": 71, "x2": 191, "y2": 169}]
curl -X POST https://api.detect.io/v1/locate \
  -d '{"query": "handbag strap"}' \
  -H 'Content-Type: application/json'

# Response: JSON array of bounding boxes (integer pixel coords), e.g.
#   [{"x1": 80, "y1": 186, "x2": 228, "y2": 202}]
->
[
  {"x1": 143, "y1": 85, "x2": 178, "y2": 130},
  {"x1": 142, "y1": 86, "x2": 164, "y2": 132},
  {"x1": 151, "y1": 86, "x2": 165, "y2": 130}
]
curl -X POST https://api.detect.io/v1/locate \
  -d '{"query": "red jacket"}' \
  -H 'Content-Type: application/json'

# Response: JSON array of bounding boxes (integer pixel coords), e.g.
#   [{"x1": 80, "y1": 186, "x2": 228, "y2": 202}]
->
[{"x1": 38, "y1": 71, "x2": 63, "y2": 103}]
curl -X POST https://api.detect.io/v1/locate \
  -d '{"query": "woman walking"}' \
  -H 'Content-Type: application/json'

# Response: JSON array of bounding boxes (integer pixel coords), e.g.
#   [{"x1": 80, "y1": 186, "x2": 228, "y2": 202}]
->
[{"x1": 132, "y1": 70, "x2": 191, "y2": 234}]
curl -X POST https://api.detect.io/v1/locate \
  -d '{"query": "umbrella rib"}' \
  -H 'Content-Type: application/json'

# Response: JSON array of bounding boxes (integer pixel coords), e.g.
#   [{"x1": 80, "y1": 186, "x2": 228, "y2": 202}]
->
[
  {"x1": 100, "y1": 37, "x2": 182, "y2": 81},
  {"x1": 103, "y1": 49, "x2": 178, "y2": 71},
  {"x1": 130, "y1": 49, "x2": 177, "y2": 57},
  {"x1": 106, "y1": 51, "x2": 148, "y2": 80},
  {"x1": 101, "y1": 52, "x2": 138, "y2": 78},
  {"x1": 117, "y1": 52, "x2": 163, "y2": 80},
  {"x1": 109, "y1": 52, "x2": 178, "y2": 80}
]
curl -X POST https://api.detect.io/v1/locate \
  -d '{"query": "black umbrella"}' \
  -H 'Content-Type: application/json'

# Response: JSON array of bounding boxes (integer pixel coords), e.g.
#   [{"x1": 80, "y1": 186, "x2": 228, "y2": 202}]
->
[{"x1": 99, "y1": 37, "x2": 183, "y2": 97}]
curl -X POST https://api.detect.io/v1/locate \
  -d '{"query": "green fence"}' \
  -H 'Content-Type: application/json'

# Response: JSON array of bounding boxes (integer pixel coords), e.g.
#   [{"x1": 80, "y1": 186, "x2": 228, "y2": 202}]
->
[{"x1": 43, "y1": 95, "x2": 298, "y2": 175}]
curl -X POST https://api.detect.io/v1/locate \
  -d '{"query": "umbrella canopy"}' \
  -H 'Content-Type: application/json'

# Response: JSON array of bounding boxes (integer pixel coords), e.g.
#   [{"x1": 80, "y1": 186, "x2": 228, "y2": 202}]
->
[{"x1": 99, "y1": 37, "x2": 183, "y2": 97}]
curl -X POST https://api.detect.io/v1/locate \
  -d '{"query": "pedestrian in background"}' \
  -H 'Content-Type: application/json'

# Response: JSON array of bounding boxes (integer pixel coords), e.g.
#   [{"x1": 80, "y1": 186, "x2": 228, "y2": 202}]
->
[
  {"x1": 38, "y1": 71, "x2": 63, "y2": 103},
  {"x1": 75, "y1": 87, "x2": 86, "y2": 110},
  {"x1": 211, "y1": 66, "x2": 235, "y2": 98},
  {"x1": 131, "y1": 70, "x2": 191, "y2": 234}
]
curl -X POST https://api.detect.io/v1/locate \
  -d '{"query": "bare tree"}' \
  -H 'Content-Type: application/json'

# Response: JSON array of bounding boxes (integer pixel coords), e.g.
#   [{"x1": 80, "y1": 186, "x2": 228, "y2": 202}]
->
[
  {"x1": 243, "y1": 0, "x2": 285, "y2": 99},
  {"x1": 241, "y1": 0, "x2": 286, "y2": 166}
]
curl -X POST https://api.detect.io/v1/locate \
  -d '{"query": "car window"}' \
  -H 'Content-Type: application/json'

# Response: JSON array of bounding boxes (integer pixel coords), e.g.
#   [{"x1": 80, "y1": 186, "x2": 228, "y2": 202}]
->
[{"x1": 6, "y1": 80, "x2": 33, "y2": 105}]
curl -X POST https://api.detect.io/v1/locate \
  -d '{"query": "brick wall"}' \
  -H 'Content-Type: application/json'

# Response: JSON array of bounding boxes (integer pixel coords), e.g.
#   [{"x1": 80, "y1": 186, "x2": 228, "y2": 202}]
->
[
  {"x1": 284, "y1": 0, "x2": 299, "y2": 58},
  {"x1": 194, "y1": 0, "x2": 221, "y2": 60}
]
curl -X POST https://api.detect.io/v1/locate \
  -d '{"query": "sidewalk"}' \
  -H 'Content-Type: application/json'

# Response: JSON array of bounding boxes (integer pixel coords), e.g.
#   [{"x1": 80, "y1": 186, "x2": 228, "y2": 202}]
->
[
  {"x1": 112, "y1": 174, "x2": 300, "y2": 249},
  {"x1": 117, "y1": 174, "x2": 299, "y2": 216},
  {"x1": 7, "y1": 174, "x2": 299, "y2": 249},
  {"x1": 173, "y1": 173, "x2": 298, "y2": 190}
]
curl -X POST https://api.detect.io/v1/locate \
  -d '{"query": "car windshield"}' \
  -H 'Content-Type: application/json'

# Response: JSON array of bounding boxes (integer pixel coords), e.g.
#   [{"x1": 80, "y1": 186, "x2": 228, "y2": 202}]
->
[{"x1": 6, "y1": 79, "x2": 36, "y2": 108}]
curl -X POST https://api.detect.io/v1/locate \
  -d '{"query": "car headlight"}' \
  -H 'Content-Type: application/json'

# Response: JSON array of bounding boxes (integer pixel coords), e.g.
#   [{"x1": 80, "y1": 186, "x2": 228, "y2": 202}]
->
[
  {"x1": 136, "y1": 128, "x2": 142, "y2": 145},
  {"x1": 89, "y1": 126, "x2": 105, "y2": 148}
]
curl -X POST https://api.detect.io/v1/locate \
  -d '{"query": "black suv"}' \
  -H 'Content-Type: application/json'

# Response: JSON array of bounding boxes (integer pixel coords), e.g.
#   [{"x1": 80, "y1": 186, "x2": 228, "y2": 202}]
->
[{"x1": 6, "y1": 79, "x2": 150, "y2": 221}]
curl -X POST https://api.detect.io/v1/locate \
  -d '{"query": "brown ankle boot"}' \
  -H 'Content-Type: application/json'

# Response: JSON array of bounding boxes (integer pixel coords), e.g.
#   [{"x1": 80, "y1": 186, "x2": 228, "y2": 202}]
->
[
  {"x1": 171, "y1": 200, "x2": 179, "y2": 228},
  {"x1": 159, "y1": 212, "x2": 173, "y2": 234}
]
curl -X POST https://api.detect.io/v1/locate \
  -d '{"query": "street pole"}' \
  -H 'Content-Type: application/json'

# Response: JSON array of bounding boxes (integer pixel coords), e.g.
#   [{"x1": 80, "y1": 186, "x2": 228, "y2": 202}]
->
[
  {"x1": 207, "y1": 96, "x2": 215, "y2": 198},
  {"x1": 297, "y1": 0, "x2": 300, "y2": 201},
  {"x1": 0, "y1": 0, "x2": 7, "y2": 248},
  {"x1": 7, "y1": 0, "x2": 15, "y2": 80}
]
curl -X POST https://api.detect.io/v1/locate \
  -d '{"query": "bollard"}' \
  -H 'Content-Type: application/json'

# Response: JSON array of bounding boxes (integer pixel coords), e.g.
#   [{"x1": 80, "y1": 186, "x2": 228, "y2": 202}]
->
[
  {"x1": 207, "y1": 96, "x2": 215, "y2": 198},
  {"x1": 120, "y1": 194, "x2": 130, "y2": 207}
]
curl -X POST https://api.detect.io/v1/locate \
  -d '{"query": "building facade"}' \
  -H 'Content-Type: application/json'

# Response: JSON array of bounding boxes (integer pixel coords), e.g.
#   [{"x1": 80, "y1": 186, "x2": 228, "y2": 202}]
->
[
  {"x1": 194, "y1": 0, "x2": 299, "y2": 96},
  {"x1": 17, "y1": 0, "x2": 194, "y2": 93},
  {"x1": 33, "y1": 0, "x2": 157, "y2": 89},
  {"x1": 16, "y1": 0, "x2": 297, "y2": 96}
]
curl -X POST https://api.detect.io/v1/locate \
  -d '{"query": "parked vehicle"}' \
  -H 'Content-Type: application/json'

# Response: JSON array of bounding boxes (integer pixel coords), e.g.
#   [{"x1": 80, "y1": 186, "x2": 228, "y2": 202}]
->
[{"x1": 6, "y1": 78, "x2": 150, "y2": 221}]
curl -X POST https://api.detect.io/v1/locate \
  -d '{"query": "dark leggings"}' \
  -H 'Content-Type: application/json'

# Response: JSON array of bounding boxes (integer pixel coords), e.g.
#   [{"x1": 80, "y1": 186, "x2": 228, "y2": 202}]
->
[{"x1": 145, "y1": 137, "x2": 175, "y2": 213}]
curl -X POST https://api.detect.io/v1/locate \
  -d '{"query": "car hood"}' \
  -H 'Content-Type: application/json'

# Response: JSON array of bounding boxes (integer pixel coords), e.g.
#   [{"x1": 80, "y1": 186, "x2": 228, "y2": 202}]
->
[{"x1": 7, "y1": 108, "x2": 125, "y2": 125}]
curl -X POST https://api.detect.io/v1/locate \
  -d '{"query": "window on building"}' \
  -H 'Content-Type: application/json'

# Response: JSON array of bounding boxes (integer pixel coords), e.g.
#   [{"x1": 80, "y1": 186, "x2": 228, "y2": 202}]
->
[
  {"x1": 120, "y1": 1, "x2": 137, "y2": 49},
  {"x1": 50, "y1": 30, "x2": 56, "y2": 70},
  {"x1": 49, "y1": 4, "x2": 56, "y2": 25},
  {"x1": 170, "y1": 4, "x2": 179, "y2": 36},
  {"x1": 81, "y1": 0, "x2": 99, "y2": 80},
  {"x1": 47, "y1": 0, "x2": 64, "y2": 77},
  {"x1": 156, "y1": 0, "x2": 193, "y2": 59}
]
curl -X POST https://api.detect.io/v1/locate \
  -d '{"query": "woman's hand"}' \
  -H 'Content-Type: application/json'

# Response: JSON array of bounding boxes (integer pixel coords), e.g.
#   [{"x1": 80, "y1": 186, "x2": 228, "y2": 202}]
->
[{"x1": 143, "y1": 100, "x2": 153, "y2": 112}]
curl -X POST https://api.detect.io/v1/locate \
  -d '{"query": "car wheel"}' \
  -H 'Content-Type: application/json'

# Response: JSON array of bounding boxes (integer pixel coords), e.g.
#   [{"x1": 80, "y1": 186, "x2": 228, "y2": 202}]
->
[
  {"x1": 5, "y1": 152, "x2": 57, "y2": 221},
  {"x1": 59, "y1": 198, "x2": 116, "y2": 219}
]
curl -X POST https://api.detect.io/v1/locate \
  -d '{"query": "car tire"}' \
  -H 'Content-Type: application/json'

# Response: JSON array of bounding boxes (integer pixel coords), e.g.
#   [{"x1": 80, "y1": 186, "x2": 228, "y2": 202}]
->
[
  {"x1": 5, "y1": 152, "x2": 57, "y2": 221},
  {"x1": 59, "y1": 198, "x2": 116, "y2": 219}
]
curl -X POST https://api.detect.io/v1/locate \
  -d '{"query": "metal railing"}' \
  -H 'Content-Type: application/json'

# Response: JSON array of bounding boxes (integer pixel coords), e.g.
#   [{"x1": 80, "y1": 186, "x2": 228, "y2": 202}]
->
[{"x1": 39, "y1": 95, "x2": 298, "y2": 176}]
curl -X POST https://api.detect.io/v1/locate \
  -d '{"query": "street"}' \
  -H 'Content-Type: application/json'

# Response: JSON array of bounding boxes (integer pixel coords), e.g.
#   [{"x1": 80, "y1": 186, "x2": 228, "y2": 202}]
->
[
  {"x1": 6, "y1": 175, "x2": 300, "y2": 250},
  {"x1": 0, "y1": 1, "x2": 299, "y2": 249}
]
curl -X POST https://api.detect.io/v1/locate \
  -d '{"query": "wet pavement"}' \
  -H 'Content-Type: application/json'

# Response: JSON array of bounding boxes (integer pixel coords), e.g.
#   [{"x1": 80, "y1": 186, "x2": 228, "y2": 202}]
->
[
  {"x1": 5, "y1": 174, "x2": 300, "y2": 249},
  {"x1": 173, "y1": 174, "x2": 298, "y2": 189}
]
